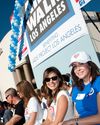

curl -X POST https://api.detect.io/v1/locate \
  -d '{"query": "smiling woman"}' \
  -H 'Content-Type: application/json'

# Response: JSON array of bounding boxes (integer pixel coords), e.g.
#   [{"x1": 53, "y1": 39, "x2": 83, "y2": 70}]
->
[
  {"x1": 42, "y1": 67, "x2": 74, "y2": 125},
  {"x1": 60, "y1": 51, "x2": 100, "y2": 125},
  {"x1": 0, "y1": 0, "x2": 14, "y2": 41}
]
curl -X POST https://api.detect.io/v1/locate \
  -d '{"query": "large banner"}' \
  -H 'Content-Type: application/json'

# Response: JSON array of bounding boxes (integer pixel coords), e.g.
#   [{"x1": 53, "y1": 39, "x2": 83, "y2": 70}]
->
[{"x1": 24, "y1": 0, "x2": 89, "y2": 68}]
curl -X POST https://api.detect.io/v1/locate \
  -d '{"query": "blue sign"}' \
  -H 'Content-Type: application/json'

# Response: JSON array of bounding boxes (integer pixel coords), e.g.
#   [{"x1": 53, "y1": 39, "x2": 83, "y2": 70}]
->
[{"x1": 25, "y1": 0, "x2": 75, "y2": 51}]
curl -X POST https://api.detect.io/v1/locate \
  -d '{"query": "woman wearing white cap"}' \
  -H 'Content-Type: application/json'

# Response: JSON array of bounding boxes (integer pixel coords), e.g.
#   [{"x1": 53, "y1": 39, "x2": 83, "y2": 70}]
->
[{"x1": 59, "y1": 51, "x2": 100, "y2": 125}]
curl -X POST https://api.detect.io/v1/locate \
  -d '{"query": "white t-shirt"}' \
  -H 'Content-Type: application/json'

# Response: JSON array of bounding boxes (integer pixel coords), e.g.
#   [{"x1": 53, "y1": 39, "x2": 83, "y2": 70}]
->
[
  {"x1": 49, "y1": 90, "x2": 74, "y2": 121},
  {"x1": 24, "y1": 97, "x2": 43, "y2": 125}
]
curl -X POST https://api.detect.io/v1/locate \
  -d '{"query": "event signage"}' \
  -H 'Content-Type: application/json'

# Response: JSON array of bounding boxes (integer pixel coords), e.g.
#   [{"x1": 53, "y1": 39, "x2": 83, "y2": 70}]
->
[
  {"x1": 24, "y1": 0, "x2": 89, "y2": 68},
  {"x1": 26, "y1": 0, "x2": 69, "y2": 45}
]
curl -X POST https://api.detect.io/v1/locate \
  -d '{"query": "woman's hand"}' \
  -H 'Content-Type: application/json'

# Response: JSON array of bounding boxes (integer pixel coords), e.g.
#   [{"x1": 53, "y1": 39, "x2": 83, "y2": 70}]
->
[
  {"x1": 58, "y1": 122, "x2": 63, "y2": 125},
  {"x1": 58, "y1": 119, "x2": 75, "y2": 125}
]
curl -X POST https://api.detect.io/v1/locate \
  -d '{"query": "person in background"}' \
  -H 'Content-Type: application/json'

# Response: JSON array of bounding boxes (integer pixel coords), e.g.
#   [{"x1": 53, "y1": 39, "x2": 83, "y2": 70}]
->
[
  {"x1": 42, "y1": 67, "x2": 74, "y2": 125},
  {"x1": 31, "y1": 78, "x2": 37, "y2": 91},
  {"x1": 5, "y1": 88, "x2": 25, "y2": 125},
  {"x1": 40, "y1": 85, "x2": 48, "y2": 109},
  {"x1": 0, "y1": 101, "x2": 5, "y2": 123},
  {"x1": 40, "y1": 85, "x2": 49, "y2": 122},
  {"x1": 35, "y1": 89, "x2": 42, "y2": 102},
  {"x1": 62, "y1": 74, "x2": 72, "y2": 95},
  {"x1": 60, "y1": 51, "x2": 100, "y2": 125},
  {"x1": 16, "y1": 80, "x2": 43, "y2": 125},
  {"x1": 3, "y1": 101, "x2": 13, "y2": 124}
]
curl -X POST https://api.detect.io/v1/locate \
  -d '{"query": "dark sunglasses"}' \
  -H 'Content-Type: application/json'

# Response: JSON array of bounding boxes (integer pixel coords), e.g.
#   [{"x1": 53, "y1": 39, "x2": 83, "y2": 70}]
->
[
  {"x1": 6, "y1": 94, "x2": 10, "y2": 100},
  {"x1": 44, "y1": 76, "x2": 58, "y2": 82}
]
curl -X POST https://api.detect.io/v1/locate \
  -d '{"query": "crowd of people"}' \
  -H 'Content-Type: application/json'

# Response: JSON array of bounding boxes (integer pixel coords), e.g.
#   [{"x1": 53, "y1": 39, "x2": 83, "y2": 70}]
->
[
  {"x1": 0, "y1": 51, "x2": 100, "y2": 125},
  {"x1": 0, "y1": 100, "x2": 12, "y2": 125}
]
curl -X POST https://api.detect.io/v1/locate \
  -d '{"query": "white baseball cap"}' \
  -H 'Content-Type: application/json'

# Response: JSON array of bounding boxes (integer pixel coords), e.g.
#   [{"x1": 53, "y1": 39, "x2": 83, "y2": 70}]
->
[{"x1": 69, "y1": 51, "x2": 91, "y2": 66}]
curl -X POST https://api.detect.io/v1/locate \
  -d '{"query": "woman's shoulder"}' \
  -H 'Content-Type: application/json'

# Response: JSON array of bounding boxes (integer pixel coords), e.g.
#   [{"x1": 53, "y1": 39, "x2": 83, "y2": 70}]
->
[
  {"x1": 28, "y1": 96, "x2": 40, "y2": 108},
  {"x1": 58, "y1": 90, "x2": 68, "y2": 94},
  {"x1": 93, "y1": 76, "x2": 100, "y2": 85},
  {"x1": 93, "y1": 76, "x2": 100, "y2": 92},
  {"x1": 57, "y1": 90, "x2": 69, "y2": 100},
  {"x1": 29, "y1": 96, "x2": 39, "y2": 103},
  {"x1": 95, "y1": 76, "x2": 100, "y2": 81}
]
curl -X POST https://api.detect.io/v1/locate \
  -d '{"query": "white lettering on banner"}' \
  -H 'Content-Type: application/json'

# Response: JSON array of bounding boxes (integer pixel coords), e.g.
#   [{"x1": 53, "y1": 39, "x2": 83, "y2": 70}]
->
[
  {"x1": 39, "y1": 1, "x2": 66, "y2": 33},
  {"x1": 32, "y1": 24, "x2": 82, "y2": 65},
  {"x1": 26, "y1": 0, "x2": 68, "y2": 43},
  {"x1": 30, "y1": 28, "x2": 39, "y2": 42},
  {"x1": 27, "y1": 0, "x2": 61, "y2": 30},
  {"x1": 25, "y1": 0, "x2": 89, "y2": 68}
]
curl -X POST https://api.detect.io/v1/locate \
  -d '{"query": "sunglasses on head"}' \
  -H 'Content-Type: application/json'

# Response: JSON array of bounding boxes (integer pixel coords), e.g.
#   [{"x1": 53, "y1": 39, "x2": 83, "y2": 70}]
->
[{"x1": 44, "y1": 76, "x2": 58, "y2": 82}]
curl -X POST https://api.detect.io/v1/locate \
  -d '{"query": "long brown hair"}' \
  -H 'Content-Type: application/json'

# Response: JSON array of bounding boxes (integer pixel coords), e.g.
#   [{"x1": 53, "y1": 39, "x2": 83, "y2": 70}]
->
[
  {"x1": 16, "y1": 80, "x2": 40, "y2": 107},
  {"x1": 71, "y1": 61, "x2": 100, "y2": 90},
  {"x1": 43, "y1": 67, "x2": 64, "y2": 105}
]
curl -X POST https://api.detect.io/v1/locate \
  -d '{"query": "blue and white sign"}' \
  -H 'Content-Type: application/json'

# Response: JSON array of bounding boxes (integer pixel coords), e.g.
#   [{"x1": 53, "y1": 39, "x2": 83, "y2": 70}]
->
[{"x1": 24, "y1": 0, "x2": 89, "y2": 68}]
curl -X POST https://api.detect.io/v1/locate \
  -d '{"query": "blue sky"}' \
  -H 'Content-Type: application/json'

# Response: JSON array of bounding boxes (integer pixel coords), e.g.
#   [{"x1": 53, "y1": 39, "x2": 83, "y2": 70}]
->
[{"x1": 0, "y1": 0, "x2": 15, "y2": 42}]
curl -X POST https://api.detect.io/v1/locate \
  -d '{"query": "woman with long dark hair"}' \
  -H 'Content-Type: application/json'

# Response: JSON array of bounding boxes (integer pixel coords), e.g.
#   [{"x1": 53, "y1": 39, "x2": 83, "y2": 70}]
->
[
  {"x1": 42, "y1": 67, "x2": 74, "y2": 125},
  {"x1": 60, "y1": 51, "x2": 100, "y2": 125}
]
